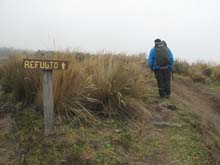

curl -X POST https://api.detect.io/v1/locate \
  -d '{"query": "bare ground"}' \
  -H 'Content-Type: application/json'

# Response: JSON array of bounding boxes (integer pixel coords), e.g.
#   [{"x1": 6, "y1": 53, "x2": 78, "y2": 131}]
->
[{"x1": 172, "y1": 78, "x2": 220, "y2": 163}]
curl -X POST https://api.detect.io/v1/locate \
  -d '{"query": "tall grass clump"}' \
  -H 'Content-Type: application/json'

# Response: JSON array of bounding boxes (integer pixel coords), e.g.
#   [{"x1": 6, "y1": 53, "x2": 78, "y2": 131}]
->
[
  {"x1": 0, "y1": 65, "x2": 3, "y2": 80},
  {"x1": 0, "y1": 55, "x2": 42, "y2": 103},
  {"x1": 174, "y1": 59, "x2": 220, "y2": 84},
  {"x1": 53, "y1": 54, "x2": 152, "y2": 124},
  {"x1": 0, "y1": 52, "x2": 152, "y2": 124},
  {"x1": 209, "y1": 66, "x2": 220, "y2": 82},
  {"x1": 187, "y1": 63, "x2": 220, "y2": 83},
  {"x1": 188, "y1": 63, "x2": 209, "y2": 83},
  {"x1": 173, "y1": 59, "x2": 190, "y2": 75}
]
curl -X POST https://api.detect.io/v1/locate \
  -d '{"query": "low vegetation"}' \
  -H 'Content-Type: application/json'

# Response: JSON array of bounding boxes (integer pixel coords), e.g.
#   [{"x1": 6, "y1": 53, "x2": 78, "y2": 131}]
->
[
  {"x1": 173, "y1": 59, "x2": 220, "y2": 84},
  {"x1": 2, "y1": 96, "x2": 209, "y2": 164}
]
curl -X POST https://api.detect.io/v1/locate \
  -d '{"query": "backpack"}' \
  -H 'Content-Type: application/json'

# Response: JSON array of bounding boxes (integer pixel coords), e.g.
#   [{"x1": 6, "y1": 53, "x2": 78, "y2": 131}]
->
[{"x1": 154, "y1": 41, "x2": 171, "y2": 67}]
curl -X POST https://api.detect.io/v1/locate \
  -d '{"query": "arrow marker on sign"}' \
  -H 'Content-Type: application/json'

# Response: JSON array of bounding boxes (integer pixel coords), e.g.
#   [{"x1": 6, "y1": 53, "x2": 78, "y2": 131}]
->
[
  {"x1": 61, "y1": 62, "x2": 66, "y2": 70},
  {"x1": 23, "y1": 59, "x2": 68, "y2": 136}
]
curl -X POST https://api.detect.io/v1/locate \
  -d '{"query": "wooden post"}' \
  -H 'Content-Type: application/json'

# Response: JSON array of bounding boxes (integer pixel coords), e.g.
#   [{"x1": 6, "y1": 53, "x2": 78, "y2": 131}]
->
[
  {"x1": 43, "y1": 70, "x2": 54, "y2": 136},
  {"x1": 23, "y1": 59, "x2": 68, "y2": 136}
]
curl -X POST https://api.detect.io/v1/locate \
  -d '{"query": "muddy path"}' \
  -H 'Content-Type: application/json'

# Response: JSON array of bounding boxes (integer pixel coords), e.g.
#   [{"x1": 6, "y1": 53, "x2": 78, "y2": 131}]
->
[{"x1": 172, "y1": 78, "x2": 220, "y2": 162}]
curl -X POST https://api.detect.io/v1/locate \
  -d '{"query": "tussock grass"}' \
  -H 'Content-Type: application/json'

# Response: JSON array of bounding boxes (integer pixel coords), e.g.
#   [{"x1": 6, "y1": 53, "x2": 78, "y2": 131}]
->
[
  {"x1": 0, "y1": 55, "x2": 41, "y2": 103},
  {"x1": 174, "y1": 60, "x2": 220, "y2": 84},
  {"x1": 0, "y1": 52, "x2": 152, "y2": 124},
  {"x1": 53, "y1": 54, "x2": 152, "y2": 124},
  {"x1": 210, "y1": 66, "x2": 220, "y2": 82},
  {"x1": 173, "y1": 59, "x2": 190, "y2": 75}
]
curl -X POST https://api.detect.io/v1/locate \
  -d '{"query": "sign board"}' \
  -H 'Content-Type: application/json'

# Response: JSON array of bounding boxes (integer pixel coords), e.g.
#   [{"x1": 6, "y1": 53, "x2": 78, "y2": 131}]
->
[
  {"x1": 23, "y1": 59, "x2": 68, "y2": 70},
  {"x1": 23, "y1": 58, "x2": 68, "y2": 136}
]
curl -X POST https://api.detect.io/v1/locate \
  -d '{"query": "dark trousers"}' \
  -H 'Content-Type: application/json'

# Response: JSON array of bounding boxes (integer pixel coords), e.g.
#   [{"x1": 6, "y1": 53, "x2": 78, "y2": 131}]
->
[{"x1": 154, "y1": 69, "x2": 171, "y2": 97}]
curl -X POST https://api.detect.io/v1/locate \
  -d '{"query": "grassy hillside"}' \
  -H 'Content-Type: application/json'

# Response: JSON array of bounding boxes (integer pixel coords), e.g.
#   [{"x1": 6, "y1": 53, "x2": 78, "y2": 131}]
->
[{"x1": 0, "y1": 51, "x2": 220, "y2": 164}]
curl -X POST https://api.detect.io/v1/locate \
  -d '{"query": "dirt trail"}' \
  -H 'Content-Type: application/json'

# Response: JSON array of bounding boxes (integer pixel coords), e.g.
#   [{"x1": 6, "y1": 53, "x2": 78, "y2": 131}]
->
[{"x1": 172, "y1": 78, "x2": 220, "y2": 161}]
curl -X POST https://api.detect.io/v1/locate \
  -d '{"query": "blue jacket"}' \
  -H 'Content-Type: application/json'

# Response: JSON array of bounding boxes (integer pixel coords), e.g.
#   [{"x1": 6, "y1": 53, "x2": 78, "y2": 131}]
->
[{"x1": 148, "y1": 47, "x2": 174, "y2": 71}]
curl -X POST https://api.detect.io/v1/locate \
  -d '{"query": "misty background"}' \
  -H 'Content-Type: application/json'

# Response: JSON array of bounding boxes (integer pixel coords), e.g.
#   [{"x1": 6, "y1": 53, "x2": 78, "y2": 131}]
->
[{"x1": 0, "y1": 0, "x2": 220, "y2": 63}]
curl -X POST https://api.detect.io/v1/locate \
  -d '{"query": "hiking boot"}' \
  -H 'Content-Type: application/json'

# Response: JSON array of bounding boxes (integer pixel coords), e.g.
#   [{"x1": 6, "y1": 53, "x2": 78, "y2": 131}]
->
[
  {"x1": 165, "y1": 95, "x2": 170, "y2": 99},
  {"x1": 159, "y1": 94, "x2": 165, "y2": 98}
]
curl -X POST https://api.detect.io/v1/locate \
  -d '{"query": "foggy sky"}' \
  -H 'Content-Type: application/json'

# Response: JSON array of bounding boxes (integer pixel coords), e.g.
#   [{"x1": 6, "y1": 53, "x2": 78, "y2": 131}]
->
[{"x1": 0, "y1": 0, "x2": 220, "y2": 63}]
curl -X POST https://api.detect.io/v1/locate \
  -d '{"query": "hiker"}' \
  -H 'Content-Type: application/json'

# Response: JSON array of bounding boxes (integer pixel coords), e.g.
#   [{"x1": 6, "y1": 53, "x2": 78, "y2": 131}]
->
[{"x1": 148, "y1": 39, "x2": 174, "y2": 98}]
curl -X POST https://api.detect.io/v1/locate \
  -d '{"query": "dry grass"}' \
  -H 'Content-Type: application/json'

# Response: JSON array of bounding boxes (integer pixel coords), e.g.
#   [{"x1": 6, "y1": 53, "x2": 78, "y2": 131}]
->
[
  {"x1": 174, "y1": 60, "x2": 220, "y2": 84},
  {"x1": 0, "y1": 55, "x2": 41, "y2": 103},
  {"x1": 210, "y1": 66, "x2": 220, "y2": 82},
  {"x1": 0, "y1": 52, "x2": 152, "y2": 124},
  {"x1": 173, "y1": 59, "x2": 190, "y2": 75}
]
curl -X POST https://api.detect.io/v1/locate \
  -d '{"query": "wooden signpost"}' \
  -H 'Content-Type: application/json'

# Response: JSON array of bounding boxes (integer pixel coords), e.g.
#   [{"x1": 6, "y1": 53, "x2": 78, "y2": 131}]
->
[{"x1": 23, "y1": 59, "x2": 68, "y2": 136}]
